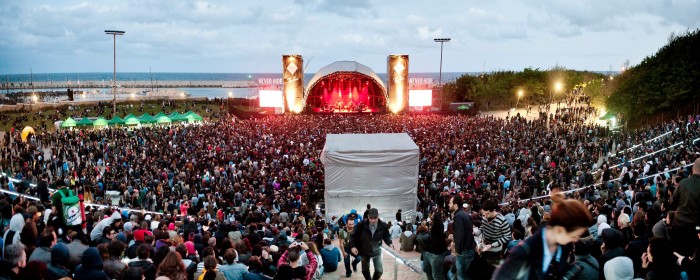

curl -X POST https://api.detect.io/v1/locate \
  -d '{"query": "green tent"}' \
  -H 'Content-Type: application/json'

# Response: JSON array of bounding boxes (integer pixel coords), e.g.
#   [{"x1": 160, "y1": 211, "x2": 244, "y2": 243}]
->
[
  {"x1": 93, "y1": 117, "x2": 109, "y2": 128},
  {"x1": 154, "y1": 112, "x2": 172, "y2": 124},
  {"x1": 76, "y1": 117, "x2": 94, "y2": 127},
  {"x1": 169, "y1": 112, "x2": 187, "y2": 122},
  {"x1": 124, "y1": 114, "x2": 141, "y2": 126},
  {"x1": 108, "y1": 116, "x2": 126, "y2": 125},
  {"x1": 61, "y1": 117, "x2": 77, "y2": 128},
  {"x1": 183, "y1": 111, "x2": 204, "y2": 122},
  {"x1": 138, "y1": 113, "x2": 157, "y2": 123}
]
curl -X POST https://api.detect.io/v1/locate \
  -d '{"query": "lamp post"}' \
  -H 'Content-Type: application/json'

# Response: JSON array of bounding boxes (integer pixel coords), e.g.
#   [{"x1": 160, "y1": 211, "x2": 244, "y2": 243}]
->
[
  {"x1": 105, "y1": 30, "x2": 125, "y2": 115},
  {"x1": 434, "y1": 38, "x2": 451, "y2": 87}
]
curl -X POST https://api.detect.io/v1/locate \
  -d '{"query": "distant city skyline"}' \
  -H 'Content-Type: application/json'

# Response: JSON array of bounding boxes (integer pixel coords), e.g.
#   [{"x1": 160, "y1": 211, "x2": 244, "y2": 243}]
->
[{"x1": 1, "y1": 0, "x2": 698, "y2": 75}]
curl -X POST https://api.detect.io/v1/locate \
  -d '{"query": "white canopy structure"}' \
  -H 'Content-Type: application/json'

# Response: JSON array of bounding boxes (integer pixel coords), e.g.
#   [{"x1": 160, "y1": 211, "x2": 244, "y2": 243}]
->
[{"x1": 321, "y1": 133, "x2": 419, "y2": 223}]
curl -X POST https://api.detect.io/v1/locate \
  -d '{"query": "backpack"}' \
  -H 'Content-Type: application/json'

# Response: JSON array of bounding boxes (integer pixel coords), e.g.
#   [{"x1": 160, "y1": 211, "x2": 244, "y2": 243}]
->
[{"x1": 59, "y1": 189, "x2": 82, "y2": 226}]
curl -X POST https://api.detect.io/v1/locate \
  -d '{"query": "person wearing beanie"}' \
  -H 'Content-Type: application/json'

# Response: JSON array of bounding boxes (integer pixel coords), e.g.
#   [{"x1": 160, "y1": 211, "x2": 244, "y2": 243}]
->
[
  {"x1": 127, "y1": 230, "x2": 147, "y2": 259},
  {"x1": 599, "y1": 228, "x2": 626, "y2": 280},
  {"x1": 603, "y1": 256, "x2": 634, "y2": 280},
  {"x1": 73, "y1": 247, "x2": 110, "y2": 280},
  {"x1": 47, "y1": 243, "x2": 71, "y2": 280}
]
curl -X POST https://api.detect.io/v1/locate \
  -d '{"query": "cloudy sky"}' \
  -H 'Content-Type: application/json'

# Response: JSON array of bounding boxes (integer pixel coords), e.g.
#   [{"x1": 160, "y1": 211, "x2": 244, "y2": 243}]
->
[{"x1": 1, "y1": 0, "x2": 698, "y2": 74}]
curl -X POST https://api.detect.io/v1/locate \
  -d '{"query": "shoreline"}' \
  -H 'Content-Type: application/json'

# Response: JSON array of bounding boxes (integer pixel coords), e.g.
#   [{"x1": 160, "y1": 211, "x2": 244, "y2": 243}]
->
[{"x1": 1, "y1": 80, "x2": 257, "y2": 90}]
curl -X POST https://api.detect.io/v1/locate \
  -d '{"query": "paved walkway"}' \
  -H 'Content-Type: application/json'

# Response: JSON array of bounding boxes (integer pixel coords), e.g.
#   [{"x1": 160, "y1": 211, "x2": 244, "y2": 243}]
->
[{"x1": 320, "y1": 237, "x2": 426, "y2": 280}]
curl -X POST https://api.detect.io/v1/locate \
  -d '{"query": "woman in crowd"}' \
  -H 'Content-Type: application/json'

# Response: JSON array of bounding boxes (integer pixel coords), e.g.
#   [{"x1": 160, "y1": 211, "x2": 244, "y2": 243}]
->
[
  {"x1": 156, "y1": 251, "x2": 188, "y2": 280},
  {"x1": 493, "y1": 194, "x2": 593, "y2": 279}
]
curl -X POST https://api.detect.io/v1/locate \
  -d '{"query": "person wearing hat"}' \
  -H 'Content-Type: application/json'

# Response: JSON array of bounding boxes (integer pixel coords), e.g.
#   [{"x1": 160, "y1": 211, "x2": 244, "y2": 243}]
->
[
  {"x1": 127, "y1": 229, "x2": 148, "y2": 259},
  {"x1": 349, "y1": 208, "x2": 394, "y2": 280}
]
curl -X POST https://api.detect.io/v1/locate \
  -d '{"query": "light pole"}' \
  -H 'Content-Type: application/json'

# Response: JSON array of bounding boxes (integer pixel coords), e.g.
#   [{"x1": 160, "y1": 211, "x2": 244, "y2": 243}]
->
[
  {"x1": 434, "y1": 38, "x2": 451, "y2": 87},
  {"x1": 105, "y1": 30, "x2": 125, "y2": 115}
]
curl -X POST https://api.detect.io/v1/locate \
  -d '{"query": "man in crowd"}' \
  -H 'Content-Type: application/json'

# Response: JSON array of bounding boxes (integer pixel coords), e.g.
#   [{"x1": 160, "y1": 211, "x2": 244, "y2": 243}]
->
[
  {"x1": 350, "y1": 208, "x2": 394, "y2": 280},
  {"x1": 479, "y1": 199, "x2": 512, "y2": 269},
  {"x1": 451, "y1": 195, "x2": 476, "y2": 280},
  {"x1": 671, "y1": 158, "x2": 700, "y2": 256},
  {"x1": 338, "y1": 216, "x2": 361, "y2": 277}
]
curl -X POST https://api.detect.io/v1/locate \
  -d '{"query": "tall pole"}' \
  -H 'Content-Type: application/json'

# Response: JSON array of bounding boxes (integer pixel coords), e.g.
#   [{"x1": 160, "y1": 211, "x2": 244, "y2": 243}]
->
[
  {"x1": 105, "y1": 30, "x2": 125, "y2": 115},
  {"x1": 434, "y1": 38, "x2": 450, "y2": 109},
  {"x1": 434, "y1": 38, "x2": 451, "y2": 87}
]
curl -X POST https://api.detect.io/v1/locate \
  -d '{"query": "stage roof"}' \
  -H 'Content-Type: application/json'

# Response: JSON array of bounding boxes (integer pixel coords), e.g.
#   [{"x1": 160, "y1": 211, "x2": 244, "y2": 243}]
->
[{"x1": 305, "y1": 61, "x2": 386, "y2": 98}]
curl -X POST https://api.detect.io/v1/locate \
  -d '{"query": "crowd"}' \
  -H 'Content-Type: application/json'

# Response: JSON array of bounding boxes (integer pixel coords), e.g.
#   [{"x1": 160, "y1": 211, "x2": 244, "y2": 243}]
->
[{"x1": 0, "y1": 97, "x2": 699, "y2": 280}]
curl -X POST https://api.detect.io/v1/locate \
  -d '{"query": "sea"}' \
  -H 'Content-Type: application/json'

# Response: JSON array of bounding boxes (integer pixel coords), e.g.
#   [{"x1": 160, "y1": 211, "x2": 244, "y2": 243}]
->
[{"x1": 0, "y1": 71, "x2": 617, "y2": 100}]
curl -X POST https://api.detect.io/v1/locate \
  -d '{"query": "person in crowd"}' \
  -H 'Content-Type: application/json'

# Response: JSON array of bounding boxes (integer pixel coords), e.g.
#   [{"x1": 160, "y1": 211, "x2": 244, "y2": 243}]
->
[
  {"x1": 422, "y1": 212, "x2": 448, "y2": 280},
  {"x1": 65, "y1": 230, "x2": 89, "y2": 270},
  {"x1": 603, "y1": 256, "x2": 635, "y2": 280},
  {"x1": 450, "y1": 195, "x2": 475, "y2": 280},
  {"x1": 399, "y1": 224, "x2": 416, "y2": 252},
  {"x1": 90, "y1": 211, "x2": 123, "y2": 243},
  {"x1": 671, "y1": 158, "x2": 700, "y2": 256},
  {"x1": 195, "y1": 247, "x2": 222, "y2": 279},
  {"x1": 561, "y1": 231, "x2": 599, "y2": 280},
  {"x1": 18, "y1": 260, "x2": 48, "y2": 280},
  {"x1": 306, "y1": 242, "x2": 324, "y2": 278},
  {"x1": 103, "y1": 240, "x2": 128, "y2": 280},
  {"x1": 275, "y1": 243, "x2": 317, "y2": 280},
  {"x1": 598, "y1": 228, "x2": 626, "y2": 280},
  {"x1": 73, "y1": 247, "x2": 110, "y2": 280},
  {"x1": 47, "y1": 243, "x2": 71, "y2": 280},
  {"x1": 479, "y1": 199, "x2": 512, "y2": 269},
  {"x1": 128, "y1": 228, "x2": 148, "y2": 259},
  {"x1": 640, "y1": 237, "x2": 681, "y2": 280},
  {"x1": 320, "y1": 238, "x2": 342, "y2": 273},
  {"x1": 129, "y1": 244, "x2": 157, "y2": 280},
  {"x1": 389, "y1": 221, "x2": 402, "y2": 239},
  {"x1": 242, "y1": 256, "x2": 267, "y2": 280},
  {"x1": 349, "y1": 208, "x2": 394, "y2": 280},
  {"x1": 2, "y1": 212, "x2": 24, "y2": 253},
  {"x1": 198, "y1": 255, "x2": 226, "y2": 280},
  {"x1": 219, "y1": 248, "x2": 248, "y2": 280},
  {"x1": 123, "y1": 267, "x2": 146, "y2": 280},
  {"x1": 28, "y1": 228, "x2": 57, "y2": 263},
  {"x1": 338, "y1": 218, "x2": 360, "y2": 277},
  {"x1": 493, "y1": 194, "x2": 592, "y2": 279},
  {"x1": 175, "y1": 243, "x2": 198, "y2": 279},
  {"x1": 156, "y1": 251, "x2": 188, "y2": 280},
  {"x1": 0, "y1": 244, "x2": 26, "y2": 280}
]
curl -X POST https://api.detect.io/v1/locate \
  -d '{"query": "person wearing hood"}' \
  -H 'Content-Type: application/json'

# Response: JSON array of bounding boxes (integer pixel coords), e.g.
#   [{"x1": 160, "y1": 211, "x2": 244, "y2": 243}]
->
[
  {"x1": 603, "y1": 256, "x2": 634, "y2": 280},
  {"x1": 2, "y1": 213, "x2": 25, "y2": 256},
  {"x1": 90, "y1": 211, "x2": 122, "y2": 243},
  {"x1": 47, "y1": 243, "x2": 71, "y2": 280},
  {"x1": 73, "y1": 247, "x2": 110, "y2": 280},
  {"x1": 319, "y1": 238, "x2": 341, "y2": 273},
  {"x1": 593, "y1": 215, "x2": 609, "y2": 239},
  {"x1": 389, "y1": 221, "x2": 402, "y2": 239},
  {"x1": 598, "y1": 228, "x2": 626, "y2": 280},
  {"x1": 561, "y1": 232, "x2": 599, "y2": 280},
  {"x1": 399, "y1": 227, "x2": 416, "y2": 252}
]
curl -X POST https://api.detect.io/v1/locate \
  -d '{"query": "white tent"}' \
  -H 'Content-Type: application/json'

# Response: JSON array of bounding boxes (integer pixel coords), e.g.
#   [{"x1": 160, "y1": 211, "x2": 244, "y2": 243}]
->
[{"x1": 321, "y1": 133, "x2": 419, "y2": 223}]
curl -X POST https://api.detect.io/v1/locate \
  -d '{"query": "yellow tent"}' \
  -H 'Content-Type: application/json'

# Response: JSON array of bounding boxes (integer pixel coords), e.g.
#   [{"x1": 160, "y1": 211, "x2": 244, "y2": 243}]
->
[{"x1": 21, "y1": 126, "x2": 35, "y2": 142}]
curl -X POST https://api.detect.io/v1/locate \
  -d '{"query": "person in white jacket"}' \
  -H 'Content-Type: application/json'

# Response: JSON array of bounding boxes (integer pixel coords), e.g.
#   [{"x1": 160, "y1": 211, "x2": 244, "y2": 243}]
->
[{"x1": 90, "y1": 211, "x2": 123, "y2": 242}]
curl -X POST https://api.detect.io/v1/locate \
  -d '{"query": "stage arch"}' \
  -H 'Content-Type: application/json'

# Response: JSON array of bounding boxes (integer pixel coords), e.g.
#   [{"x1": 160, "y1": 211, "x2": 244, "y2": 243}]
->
[{"x1": 304, "y1": 61, "x2": 388, "y2": 113}]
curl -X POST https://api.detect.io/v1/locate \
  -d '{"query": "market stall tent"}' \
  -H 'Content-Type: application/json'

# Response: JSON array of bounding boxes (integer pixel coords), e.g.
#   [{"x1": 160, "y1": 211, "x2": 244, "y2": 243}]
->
[
  {"x1": 93, "y1": 117, "x2": 109, "y2": 128},
  {"x1": 61, "y1": 117, "x2": 77, "y2": 128},
  {"x1": 138, "y1": 113, "x2": 157, "y2": 123},
  {"x1": 108, "y1": 116, "x2": 126, "y2": 126},
  {"x1": 76, "y1": 117, "x2": 94, "y2": 127}
]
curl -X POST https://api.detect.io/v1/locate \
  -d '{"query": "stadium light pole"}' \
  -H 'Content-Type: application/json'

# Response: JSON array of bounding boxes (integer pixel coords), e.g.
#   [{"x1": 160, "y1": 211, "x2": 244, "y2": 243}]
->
[
  {"x1": 434, "y1": 38, "x2": 451, "y2": 88},
  {"x1": 105, "y1": 30, "x2": 125, "y2": 115}
]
